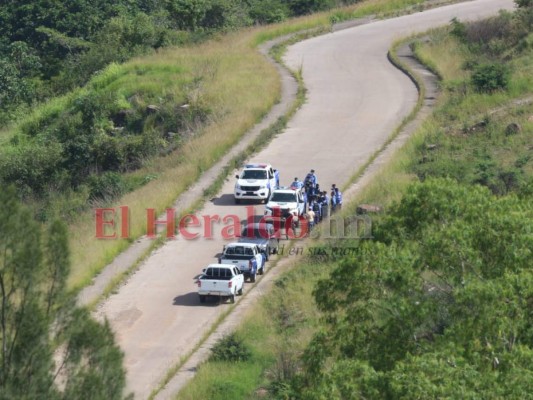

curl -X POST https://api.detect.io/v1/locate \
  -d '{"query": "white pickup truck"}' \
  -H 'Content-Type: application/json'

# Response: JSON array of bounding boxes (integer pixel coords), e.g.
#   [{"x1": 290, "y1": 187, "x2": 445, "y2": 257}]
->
[
  {"x1": 218, "y1": 243, "x2": 266, "y2": 282},
  {"x1": 234, "y1": 163, "x2": 280, "y2": 204},
  {"x1": 197, "y1": 264, "x2": 244, "y2": 303},
  {"x1": 264, "y1": 187, "x2": 306, "y2": 218}
]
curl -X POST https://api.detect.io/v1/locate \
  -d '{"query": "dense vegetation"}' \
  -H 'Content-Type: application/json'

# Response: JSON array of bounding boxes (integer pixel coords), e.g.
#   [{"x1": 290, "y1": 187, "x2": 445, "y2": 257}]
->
[
  {"x1": 290, "y1": 178, "x2": 532, "y2": 398},
  {"x1": 0, "y1": 0, "x2": 358, "y2": 120},
  {"x1": 0, "y1": 187, "x2": 126, "y2": 399},
  {"x1": 176, "y1": 2, "x2": 533, "y2": 399},
  {"x1": 0, "y1": 0, "x2": 362, "y2": 222}
]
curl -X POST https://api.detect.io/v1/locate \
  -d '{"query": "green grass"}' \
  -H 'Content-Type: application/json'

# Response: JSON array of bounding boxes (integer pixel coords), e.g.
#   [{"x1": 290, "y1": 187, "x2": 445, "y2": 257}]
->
[
  {"x1": 177, "y1": 361, "x2": 267, "y2": 400},
  {"x1": 409, "y1": 27, "x2": 533, "y2": 197}
]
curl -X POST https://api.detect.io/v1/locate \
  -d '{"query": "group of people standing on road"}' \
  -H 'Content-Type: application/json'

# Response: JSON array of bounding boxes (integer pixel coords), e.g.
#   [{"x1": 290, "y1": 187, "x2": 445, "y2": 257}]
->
[{"x1": 290, "y1": 169, "x2": 343, "y2": 232}]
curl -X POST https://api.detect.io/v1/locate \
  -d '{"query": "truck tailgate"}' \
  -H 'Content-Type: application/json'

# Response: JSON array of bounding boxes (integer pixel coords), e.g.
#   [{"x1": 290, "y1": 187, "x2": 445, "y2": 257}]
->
[{"x1": 198, "y1": 279, "x2": 230, "y2": 294}]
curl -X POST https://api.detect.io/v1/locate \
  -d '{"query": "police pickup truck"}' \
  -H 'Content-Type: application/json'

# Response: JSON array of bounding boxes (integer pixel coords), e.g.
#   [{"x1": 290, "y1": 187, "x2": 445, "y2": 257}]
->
[
  {"x1": 197, "y1": 264, "x2": 244, "y2": 303},
  {"x1": 218, "y1": 243, "x2": 266, "y2": 282},
  {"x1": 264, "y1": 187, "x2": 305, "y2": 218},
  {"x1": 234, "y1": 163, "x2": 280, "y2": 204},
  {"x1": 238, "y1": 222, "x2": 280, "y2": 260}
]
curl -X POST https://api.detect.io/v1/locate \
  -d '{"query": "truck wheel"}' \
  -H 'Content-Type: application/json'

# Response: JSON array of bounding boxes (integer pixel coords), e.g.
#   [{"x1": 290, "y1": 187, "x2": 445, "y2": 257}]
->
[
  {"x1": 199, "y1": 295, "x2": 206, "y2": 303},
  {"x1": 230, "y1": 294, "x2": 235, "y2": 303},
  {"x1": 250, "y1": 274, "x2": 256, "y2": 283},
  {"x1": 237, "y1": 286, "x2": 243, "y2": 296},
  {"x1": 258, "y1": 267, "x2": 263, "y2": 275}
]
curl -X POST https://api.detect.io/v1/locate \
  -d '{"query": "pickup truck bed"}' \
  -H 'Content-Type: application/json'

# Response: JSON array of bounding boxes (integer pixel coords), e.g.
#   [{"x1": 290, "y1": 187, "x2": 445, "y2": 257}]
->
[{"x1": 218, "y1": 243, "x2": 266, "y2": 282}]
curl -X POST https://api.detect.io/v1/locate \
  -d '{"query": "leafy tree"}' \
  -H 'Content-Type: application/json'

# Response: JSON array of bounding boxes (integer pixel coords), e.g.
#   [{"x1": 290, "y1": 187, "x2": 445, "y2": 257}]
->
[
  {"x1": 283, "y1": 0, "x2": 335, "y2": 16},
  {"x1": 296, "y1": 179, "x2": 532, "y2": 398},
  {"x1": 0, "y1": 186, "x2": 126, "y2": 399},
  {"x1": 0, "y1": 139, "x2": 65, "y2": 198},
  {"x1": 0, "y1": 41, "x2": 41, "y2": 111},
  {"x1": 167, "y1": 0, "x2": 209, "y2": 30},
  {"x1": 516, "y1": 0, "x2": 533, "y2": 8},
  {"x1": 201, "y1": 0, "x2": 253, "y2": 31},
  {"x1": 248, "y1": 0, "x2": 289, "y2": 24}
]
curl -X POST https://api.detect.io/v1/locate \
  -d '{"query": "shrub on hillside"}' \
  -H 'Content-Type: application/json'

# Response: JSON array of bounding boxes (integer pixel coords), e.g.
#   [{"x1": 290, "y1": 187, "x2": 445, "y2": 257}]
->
[
  {"x1": 286, "y1": 0, "x2": 336, "y2": 16},
  {"x1": 249, "y1": 0, "x2": 289, "y2": 24},
  {"x1": 515, "y1": 0, "x2": 532, "y2": 7},
  {"x1": 0, "y1": 140, "x2": 65, "y2": 198},
  {"x1": 471, "y1": 62, "x2": 510, "y2": 92},
  {"x1": 88, "y1": 172, "x2": 126, "y2": 201},
  {"x1": 210, "y1": 333, "x2": 252, "y2": 362}
]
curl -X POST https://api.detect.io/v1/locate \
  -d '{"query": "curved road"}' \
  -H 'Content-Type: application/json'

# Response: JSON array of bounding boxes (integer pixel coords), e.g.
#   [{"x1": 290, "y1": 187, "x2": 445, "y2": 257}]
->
[{"x1": 94, "y1": 1, "x2": 515, "y2": 398}]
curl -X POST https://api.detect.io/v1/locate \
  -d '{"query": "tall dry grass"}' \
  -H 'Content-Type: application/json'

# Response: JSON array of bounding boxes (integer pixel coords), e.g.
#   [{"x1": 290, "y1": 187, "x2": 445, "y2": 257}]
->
[{"x1": 67, "y1": 30, "x2": 280, "y2": 289}]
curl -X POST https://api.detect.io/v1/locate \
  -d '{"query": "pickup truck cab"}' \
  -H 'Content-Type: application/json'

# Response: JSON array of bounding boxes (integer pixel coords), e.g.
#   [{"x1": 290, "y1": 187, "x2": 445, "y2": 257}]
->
[
  {"x1": 238, "y1": 222, "x2": 280, "y2": 260},
  {"x1": 197, "y1": 264, "x2": 244, "y2": 303},
  {"x1": 218, "y1": 243, "x2": 266, "y2": 282},
  {"x1": 234, "y1": 163, "x2": 280, "y2": 204},
  {"x1": 264, "y1": 187, "x2": 305, "y2": 218}
]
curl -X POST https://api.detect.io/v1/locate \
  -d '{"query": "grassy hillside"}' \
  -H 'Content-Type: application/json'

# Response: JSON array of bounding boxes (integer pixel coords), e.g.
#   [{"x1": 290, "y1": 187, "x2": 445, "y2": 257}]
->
[
  {"x1": 174, "y1": 4, "x2": 533, "y2": 399},
  {"x1": 1, "y1": 0, "x2": 378, "y2": 123},
  {"x1": 1, "y1": 0, "x2": 432, "y2": 291},
  {"x1": 65, "y1": 30, "x2": 282, "y2": 288}
]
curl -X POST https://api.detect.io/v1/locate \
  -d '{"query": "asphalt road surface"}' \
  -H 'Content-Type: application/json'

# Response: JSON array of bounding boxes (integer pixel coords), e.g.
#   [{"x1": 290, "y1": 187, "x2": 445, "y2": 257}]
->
[{"x1": 94, "y1": 1, "x2": 515, "y2": 398}]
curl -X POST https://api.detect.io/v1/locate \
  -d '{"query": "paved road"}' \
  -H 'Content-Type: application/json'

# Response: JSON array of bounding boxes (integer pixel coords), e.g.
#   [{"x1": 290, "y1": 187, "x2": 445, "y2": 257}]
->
[{"x1": 94, "y1": 1, "x2": 515, "y2": 398}]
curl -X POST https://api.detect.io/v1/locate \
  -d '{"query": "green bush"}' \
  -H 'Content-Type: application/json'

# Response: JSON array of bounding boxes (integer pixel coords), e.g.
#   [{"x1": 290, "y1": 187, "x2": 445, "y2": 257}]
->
[
  {"x1": 471, "y1": 62, "x2": 510, "y2": 92},
  {"x1": 0, "y1": 140, "x2": 65, "y2": 198},
  {"x1": 450, "y1": 17, "x2": 467, "y2": 42},
  {"x1": 286, "y1": 0, "x2": 336, "y2": 16},
  {"x1": 88, "y1": 172, "x2": 126, "y2": 201},
  {"x1": 249, "y1": 0, "x2": 289, "y2": 24},
  {"x1": 515, "y1": 0, "x2": 532, "y2": 7},
  {"x1": 210, "y1": 333, "x2": 252, "y2": 362}
]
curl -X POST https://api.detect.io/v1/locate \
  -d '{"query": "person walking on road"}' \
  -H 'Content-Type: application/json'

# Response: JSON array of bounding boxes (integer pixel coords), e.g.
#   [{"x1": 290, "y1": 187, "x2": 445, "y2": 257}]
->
[
  {"x1": 332, "y1": 187, "x2": 343, "y2": 212},
  {"x1": 320, "y1": 190, "x2": 329, "y2": 220}
]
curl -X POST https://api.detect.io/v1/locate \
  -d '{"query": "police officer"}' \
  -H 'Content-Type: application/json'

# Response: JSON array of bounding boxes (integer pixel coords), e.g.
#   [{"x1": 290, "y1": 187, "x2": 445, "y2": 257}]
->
[
  {"x1": 320, "y1": 190, "x2": 329, "y2": 220},
  {"x1": 304, "y1": 169, "x2": 318, "y2": 189},
  {"x1": 333, "y1": 187, "x2": 343, "y2": 212},
  {"x1": 311, "y1": 198, "x2": 321, "y2": 224},
  {"x1": 291, "y1": 177, "x2": 303, "y2": 189},
  {"x1": 330, "y1": 184, "x2": 337, "y2": 212}
]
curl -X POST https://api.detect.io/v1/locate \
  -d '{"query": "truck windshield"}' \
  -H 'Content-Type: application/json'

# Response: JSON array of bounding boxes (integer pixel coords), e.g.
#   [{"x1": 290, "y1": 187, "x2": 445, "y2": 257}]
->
[
  {"x1": 242, "y1": 170, "x2": 267, "y2": 179},
  {"x1": 271, "y1": 192, "x2": 296, "y2": 202}
]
